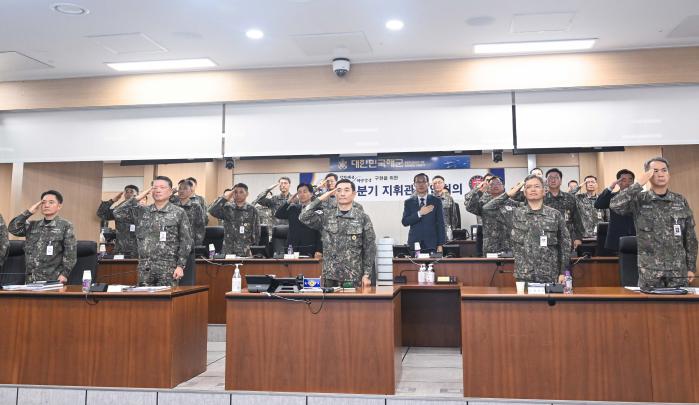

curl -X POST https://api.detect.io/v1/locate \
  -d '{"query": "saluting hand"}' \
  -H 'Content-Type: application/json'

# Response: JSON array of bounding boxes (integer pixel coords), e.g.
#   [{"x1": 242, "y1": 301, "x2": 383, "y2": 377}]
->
[
  {"x1": 28, "y1": 200, "x2": 42, "y2": 214},
  {"x1": 288, "y1": 192, "x2": 299, "y2": 204},
  {"x1": 135, "y1": 187, "x2": 152, "y2": 202},
  {"x1": 638, "y1": 168, "x2": 654, "y2": 187},
  {"x1": 318, "y1": 188, "x2": 336, "y2": 202},
  {"x1": 419, "y1": 204, "x2": 434, "y2": 216},
  {"x1": 506, "y1": 181, "x2": 525, "y2": 198},
  {"x1": 113, "y1": 191, "x2": 124, "y2": 202},
  {"x1": 477, "y1": 181, "x2": 488, "y2": 192},
  {"x1": 223, "y1": 189, "x2": 234, "y2": 200},
  {"x1": 608, "y1": 179, "x2": 619, "y2": 191}
]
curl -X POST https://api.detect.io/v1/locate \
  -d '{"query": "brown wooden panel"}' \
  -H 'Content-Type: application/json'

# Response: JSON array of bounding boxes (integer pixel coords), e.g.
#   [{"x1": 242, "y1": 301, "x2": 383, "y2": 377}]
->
[
  {"x1": 196, "y1": 259, "x2": 321, "y2": 324},
  {"x1": 401, "y1": 289, "x2": 461, "y2": 347},
  {"x1": 0, "y1": 286, "x2": 208, "y2": 388},
  {"x1": 226, "y1": 293, "x2": 396, "y2": 394},
  {"x1": 97, "y1": 260, "x2": 140, "y2": 285},
  {"x1": 645, "y1": 302, "x2": 699, "y2": 403},
  {"x1": 171, "y1": 289, "x2": 208, "y2": 386}
]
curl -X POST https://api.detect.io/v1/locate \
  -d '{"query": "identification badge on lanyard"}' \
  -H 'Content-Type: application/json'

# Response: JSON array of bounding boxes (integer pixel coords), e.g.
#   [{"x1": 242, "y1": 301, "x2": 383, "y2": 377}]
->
[
  {"x1": 597, "y1": 211, "x2": 603, "y2": 220},
  {"x1": 239, "y1": 225, "x2": 245, "y2": 234},
  {"x1": 46, "y1": 244, "x2": 54, "y2": 256},
  {"x1": 674, "y1": 219, "x2": 682, "y2": 237},
  {"x1": 540, "y1": 231, "x2": 547, "y2": 247},
  {"x1": 564, "y1": 210, "x2": 570, "y2": 222},
  {"x1": 130, "y1": 224, "x2": 136, "y2": 232},
  {"x1": 160, "y1": 231, "x2": 167, "y2": 241}
]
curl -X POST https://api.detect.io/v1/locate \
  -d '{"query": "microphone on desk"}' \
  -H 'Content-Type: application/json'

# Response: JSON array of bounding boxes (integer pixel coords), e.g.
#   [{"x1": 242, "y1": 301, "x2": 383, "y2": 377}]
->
[{"x1": 639, "y1": 273, "x2": 694, "y2": 294}]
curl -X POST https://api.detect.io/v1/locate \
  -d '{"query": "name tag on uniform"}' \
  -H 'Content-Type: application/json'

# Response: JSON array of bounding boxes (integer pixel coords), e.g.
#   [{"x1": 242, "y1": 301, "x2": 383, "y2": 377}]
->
[
  {"x1": 46, "y1": 245, "x2": 54, "y2": 256},
  {"x1": 540, "y1": 235, "x2": 547, "y2": 247},
  {"x1": 674, "y1": 224, "x2": 682, "y2": 236},
  {"x1": 160, "y1": 231, "x2": 167, "y2": 241},
  {"x1": 597, "y1": 212, "x2": 603, "y2": 219},
  {"x1": 239, "y1": 225, "x2": 245, "y2": 234},
  {"x1": 564, "y1": 211, "x2": 570, "y2": 222},
  {"x1": 129, "y1": 224, "x2": 136, "y2": 232}
]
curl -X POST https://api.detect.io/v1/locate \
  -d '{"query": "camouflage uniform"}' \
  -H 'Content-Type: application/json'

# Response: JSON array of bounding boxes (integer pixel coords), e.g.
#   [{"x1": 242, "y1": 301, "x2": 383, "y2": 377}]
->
[
  {"x1": 208, "y1": 197, "x2": 260, "y2": 256},
  {"x1": 299, "y1": 199, "x2": 376, "y2": 286},
  {"x1": 544, "y1": 190, "x2": 585, "y2": 242},
  {"x1": 253, "y1": 188, "x2": 290, "y2": 226},
  {"x1": 96, "y1": 199, "x2": 138, "y2": 256},
  {"x1": 575, "y1": 193, "x2": 609, "y2": 238},
  {"x1": 485, "y1": 194, "x2": 571, "y2": 283},
  {"x1": 434, "y1": 190, "x2": 460, "y2": 240},
  {"x1": 610, "y1": 183, "x2": 698, "y2": 288},
  {"x1": 0, "y1": 214, "x2": 9, "y2": 268},
  {"x1": 172, "y1": 199, "x2": 207, "y2": 246},
  {"x1": 114, "y1": 199, "x2": 193, "y2": 286},
  {"x1": 8, "y1": 211, "x2": 77, "y2": 282},
  {"x1": 255, "y1": 204, "x2": 274, "y2": 228},
  {"x1": 465, "y1": 189, "x2": 518, "y2": 255}
]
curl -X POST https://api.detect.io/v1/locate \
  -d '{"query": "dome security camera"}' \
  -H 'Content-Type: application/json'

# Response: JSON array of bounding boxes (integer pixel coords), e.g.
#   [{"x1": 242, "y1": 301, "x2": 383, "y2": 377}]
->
[{"x1": 332, "y1": 58, "x2": 350, "y2": 77}]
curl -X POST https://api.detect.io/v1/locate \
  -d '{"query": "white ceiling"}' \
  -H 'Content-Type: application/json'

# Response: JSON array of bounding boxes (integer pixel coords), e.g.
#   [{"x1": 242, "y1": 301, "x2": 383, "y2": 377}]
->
[{"x1": 2, "y1": 0, "x2": 699, "y2": 82}]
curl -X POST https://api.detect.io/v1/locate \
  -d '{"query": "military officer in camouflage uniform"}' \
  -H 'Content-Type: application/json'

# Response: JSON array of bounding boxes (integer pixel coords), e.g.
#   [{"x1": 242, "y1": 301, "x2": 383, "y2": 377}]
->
[
  {"x1": 96, "y1": 184, "x2": 140, "y2": 256},
  {"x1": 544, "y1": 168, "x2": 584, "y2": 249},
  {"x1": 208, "y1": 183, "x2": 261, "y2": 256},
  {"x1": 173, "y1": 180, "x2": 207, "y2": 246},
  {"x1": 253, "y1": 177, "x2": 292, "y2": 226},
  {"x1": 114, "y1": 176, "x2": 193, "y2": 286},
  {"x1": 0, "y1": 214, "x2": 9, "y2": 269},
  {"x1": 575, "y1": 175, "x2": 609, "y2": 238},
  {"x1": 466, "y1": 176, "x2": 518, "y2": 255},
  {"x1": 611, "y1": 157, "x2": 697, "y2": 289},
  {"x1": 299, "y1": 179, "x2": 376, "y2": 288},
  {"x1": 9, "y1": 190, "x2": 77, "y2": 283},
  {"x1": 432, "y1": 175, "x2": 460, "y2": 240},
  {"x1": 484, "y1": 175, "x2": 571, "y2": 283}
]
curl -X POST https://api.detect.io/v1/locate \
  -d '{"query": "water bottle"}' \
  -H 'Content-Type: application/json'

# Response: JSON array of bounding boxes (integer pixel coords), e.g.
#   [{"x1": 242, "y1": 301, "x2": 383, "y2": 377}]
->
[
  {"x1": 564, "y1": 270, "x2": 573, "y2": 294},
  {"x1": 232, "y1": 263, "x2": 242, "y2": 292},
  {"x1": 426, "y1": 263, "x2": 435, "y2": 284},
  {"x1": 417, "y1": 264, "x2": 426, "y2": 284},
  {"x1": 414, "y1": 242, "x2": 421, "y2": 258},
  {"x1": 287, "y1": 244, "x2": 294, "y2": 255},
  {"x1": 208, "y1": 243, "x2": 216, "y2": 259},
  {"x1": 82, "y1": 270, "x2": 92, "y2": 293},
  {"x1": 98, "y1": 231, "x2": 106, "y2": 259}
]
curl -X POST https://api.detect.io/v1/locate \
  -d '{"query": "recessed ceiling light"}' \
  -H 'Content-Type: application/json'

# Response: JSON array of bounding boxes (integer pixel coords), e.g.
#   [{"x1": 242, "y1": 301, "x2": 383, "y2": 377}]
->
[
  {"x1": 474, "y1": 39, "x2": 596, "y2": 55},
  {"x1": 52, "y1": 3, "x2": 89, "y2": 15},
  {"x1": 246, "y1": 29, "x2": 264, "y2": 39},
  {"x1": 105, "y1": 58, "x2": 217, "y2": 72},
  {"x1": 385, "y1": 19, "x2": 404, "y2": 31}
]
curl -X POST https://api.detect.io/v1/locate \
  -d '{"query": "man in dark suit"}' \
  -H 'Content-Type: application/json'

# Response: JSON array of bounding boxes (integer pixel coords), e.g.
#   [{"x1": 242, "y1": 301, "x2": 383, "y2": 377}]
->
[
  {"x1": 594, "y1": 169, "x2": 636, "y2": 253},
  {"x1": 402, "y1": 173, "x2": 446, "y2": 254}
]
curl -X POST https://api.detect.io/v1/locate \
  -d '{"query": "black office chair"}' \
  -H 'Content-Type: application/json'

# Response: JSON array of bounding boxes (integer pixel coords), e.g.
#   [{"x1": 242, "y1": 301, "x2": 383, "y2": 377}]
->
[
  {"x1": 271, "y1": 225, "x2": 289, "y2": 255},
  {"x1": 595, "y1": 222, "x2": 615, "y2": 256},
  {"x1": 203, "y1": 226, "x2": 224, "y2": 253},
  {"x1": 181, "y1": 251, "x2": 196, "y2": 285},
  {"x1": 474, "y1": 225, "x2": 483, "y2": 257},
  {"x1": 259, "y1": 225, "x2": 270, "y2": 246},
  {"x1": 618, "y1": 236, "x2": 638, "y2": 287},
  {"x1": 67, "y1": 240, "x2": 98, "y2": 285},
  {"x1": 1, "y1": 240, "x2": 26, "y2": 285}
]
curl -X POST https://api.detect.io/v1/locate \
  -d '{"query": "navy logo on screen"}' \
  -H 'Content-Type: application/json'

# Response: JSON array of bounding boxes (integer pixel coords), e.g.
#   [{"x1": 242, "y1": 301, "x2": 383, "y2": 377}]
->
[{"x1": 468, "y1": 175, "x2": 484, "y2": 190}]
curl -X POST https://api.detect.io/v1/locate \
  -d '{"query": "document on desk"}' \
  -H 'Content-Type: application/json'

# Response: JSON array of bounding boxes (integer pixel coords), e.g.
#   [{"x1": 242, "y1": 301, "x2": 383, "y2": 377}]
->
[
  {"x1": 624, "y1": 287, "x2": 641, "y2": 292},
  {"x1": 2, "y1": 283, "x2": 64, "y2": 291},
  {"x1": 127, "y1": 286, "x2": 171, "y2": 292}
]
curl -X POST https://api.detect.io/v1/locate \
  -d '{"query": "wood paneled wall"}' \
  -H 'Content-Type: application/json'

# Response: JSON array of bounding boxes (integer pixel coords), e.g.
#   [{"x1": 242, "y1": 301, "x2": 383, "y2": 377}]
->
[
  {"x1": 662, "y1": 145, "x2": 699, "y2": 223},
  {"x1": 596, "y1": 146, "x2": 663, "y2": 189},
  {"x1": 20, "y1": 162, "x2": 103, "y2": 241},
  {"x1": 0, "y1": 164, "x2": 12, "y2": 221},
  {"x1": 2, "y1": 46, "x2": 699, "y2": 111}
]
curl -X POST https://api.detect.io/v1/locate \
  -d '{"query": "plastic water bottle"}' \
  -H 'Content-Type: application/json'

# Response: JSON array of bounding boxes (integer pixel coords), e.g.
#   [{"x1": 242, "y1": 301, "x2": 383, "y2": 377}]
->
[
  {"x1": 98, "y1": 231, "x2": 106, "y2": 259},
  {"x1": 414, "y1": 242, "x2": 421, "y2": 258},
  {"x1": 82, "y1": 270, "x2": 92, "y2": 293},
  {"x1": 287, "y1": 244, "x2": 294, "y2": 255},
  {"x1": 564, "y1": 270, "x2": 573, "y2": 294},
  {"x1": 417, "y1": 264, "x2": 426, "y2": 284},
  {"x1": 232, "y1": 263, "x2": 242, "y2": 293},
  {"x1": 208, "y1": 243, "x2": 216, "y2": 259},
  {"x1": 426, "y1": 263, "x2": 435, "y2": 284}
]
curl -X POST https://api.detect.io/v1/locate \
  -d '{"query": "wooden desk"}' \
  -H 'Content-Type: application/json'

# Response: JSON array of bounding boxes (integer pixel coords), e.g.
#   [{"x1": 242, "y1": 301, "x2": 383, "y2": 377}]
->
[
  {"x1": 450, "y1": 239, "x2": 477, "y2": 257},
  {"x1": 197, "y1": 258, "x2": 321, "y2": 324},
  {"x1": 399, "y1": 284, "x2": 461, "y2": 347},
  {"x1": 393, "y1": 257, "x2": 620, "y2": 287},
  {"x1": 225, "y1": 287, "x2": 401, "y2": 394},
  {"x1": 460, "y1": 286, "x2": 699, "y2": 403},
  {"x1": 0, "y1": 285, "x2": 208, "y2": 388},
  {"x1": 98, "y1": 258, "x2": 322, "y2": 324}
]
